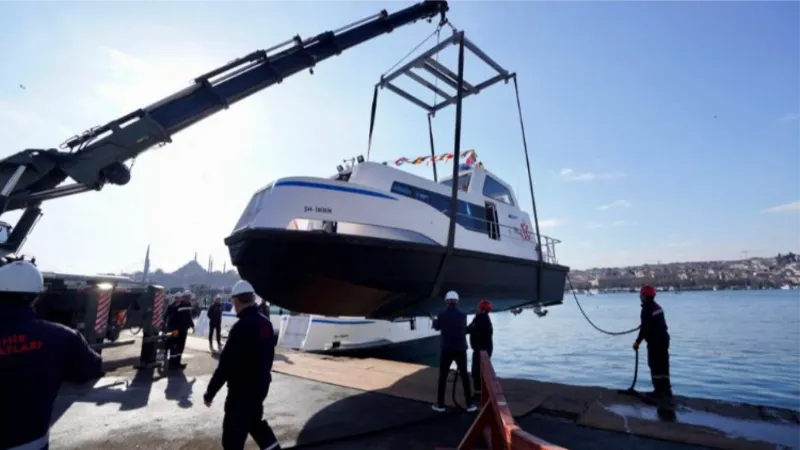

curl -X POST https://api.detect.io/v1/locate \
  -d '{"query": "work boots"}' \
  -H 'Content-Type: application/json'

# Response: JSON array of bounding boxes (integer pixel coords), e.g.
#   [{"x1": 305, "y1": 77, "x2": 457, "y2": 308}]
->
[{"x1": 651, "y1": 378, "x2": 673, "y2": 399}]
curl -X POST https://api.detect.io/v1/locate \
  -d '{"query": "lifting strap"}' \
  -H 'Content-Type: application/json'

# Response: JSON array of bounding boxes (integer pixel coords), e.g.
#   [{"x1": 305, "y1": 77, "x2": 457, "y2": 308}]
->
[
  {"x1": 366, "y1": 84, "x2": 379, "y2": 161},
  {"x1": 366, "y1": 26, "x2": 442, "y2": 162},
  {"x1": 511, "y1": 74, "x2": 546, "y2": 302},
  {"x1": 428, "y1": 31, "x2": 466, "y2": 303},
  {"x1": 427, "y1": 114, "x2": 438, "y2": 182}
]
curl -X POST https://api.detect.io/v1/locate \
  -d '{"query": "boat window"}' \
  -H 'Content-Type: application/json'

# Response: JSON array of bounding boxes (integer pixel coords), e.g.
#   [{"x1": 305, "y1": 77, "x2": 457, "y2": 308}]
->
[
  {"x1": 391, "y1": 183, "x2": 413, "y2": 197},
  {"x1": 390, "y1": 181, "x2": 488, "y2": 235},
  {"x1": 234, "y1": 188, "x2": 269, "y2": 230},
  {"x1": 483, "y1": 176, "x2": 515, "y2": 206},
  {"x1": 440, "y1": 174, "x2": 471, "y2": 193}
]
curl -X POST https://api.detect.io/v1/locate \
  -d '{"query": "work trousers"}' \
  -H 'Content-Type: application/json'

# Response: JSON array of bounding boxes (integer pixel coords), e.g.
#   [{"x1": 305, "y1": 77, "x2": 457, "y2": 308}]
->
[
  {"x1": 647, "y1": 343, "x2": 672, "y2": 397},
  {"x1": 471, "y1": 348, "x2": 493, "y2": 394},
  {"x1": 222, "y1": 398, "x2": 280, "y2": 450},
  {"x1": 437, "y1": 349, "x2": 472, "y2": 406},
  {"x1": 209, "y1": 321, "x2": 222, "y2": 347},
  {"x1": 167, "y1": 330, "x2": 188, "y2": 368}
]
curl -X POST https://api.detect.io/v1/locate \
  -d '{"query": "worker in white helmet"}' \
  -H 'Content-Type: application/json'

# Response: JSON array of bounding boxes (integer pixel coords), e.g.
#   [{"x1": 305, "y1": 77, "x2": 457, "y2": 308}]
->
[
  {"x1": 163, "y1": 290, "x2": 195, "y2": 370},
  {"x1": 431, "y1": 290, "x2": 477, "y2": 413},
  {"x1": 0, "y1": 260, "x2": 103, "y2": 450},
  {"x1": 204, "y1": 280, "x2": 281, "y2": 450}
]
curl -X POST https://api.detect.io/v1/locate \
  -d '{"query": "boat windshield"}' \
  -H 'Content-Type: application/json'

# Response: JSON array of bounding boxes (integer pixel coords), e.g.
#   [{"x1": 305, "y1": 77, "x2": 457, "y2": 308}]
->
[
  {"x1": 440, "y1": 173, "x2": 471, "y2": 193},
  {"x1": 483, "y1": 175, "x2": 515, "y2": 206}
]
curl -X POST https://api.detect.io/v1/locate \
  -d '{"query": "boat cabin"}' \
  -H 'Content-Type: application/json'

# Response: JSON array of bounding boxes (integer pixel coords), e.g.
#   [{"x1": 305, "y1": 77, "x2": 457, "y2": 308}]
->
[{"x1": 345, "y1": 160, "x2": 532, "y2": 247}]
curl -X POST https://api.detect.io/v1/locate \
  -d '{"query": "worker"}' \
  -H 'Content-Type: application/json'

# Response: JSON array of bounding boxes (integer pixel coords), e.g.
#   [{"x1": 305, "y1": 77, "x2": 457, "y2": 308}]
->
[
  {"x1": 0, "y1": 260, "x2": 104, "y2": 450},
  {"x1": 431, "y1": 290, "x2": 478, "y2": 413},
  {"x1": 467, "y1": 299, "x2": 494, "y2": 397},
  {"x1": 207, "y1": 295, "x2": 223, "y2": 352},
  {"x1": 165, "y1": 290, "x2": 194, "y2": 370},
  {"x1": 633, "y1": 285, "x2": 673, "y2": 400},
  {"x1": 203, "y1": 280, "x2": 281, "y2": 450},
  {"x1": 258, "y1": 298, "x2": 270, "y2": 318}
]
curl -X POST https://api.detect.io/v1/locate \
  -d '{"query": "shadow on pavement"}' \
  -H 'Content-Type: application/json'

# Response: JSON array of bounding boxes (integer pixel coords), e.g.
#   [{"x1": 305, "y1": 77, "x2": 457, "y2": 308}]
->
[
  {"x1": 51, "y1": 366, "x2": 165, "y2": 425},
  {"x1": 165, "y1": 370, "x2": 197, "y2": 409},
  {"x1": 292, "y1": 368, "x2": 477, "y2": 449}
]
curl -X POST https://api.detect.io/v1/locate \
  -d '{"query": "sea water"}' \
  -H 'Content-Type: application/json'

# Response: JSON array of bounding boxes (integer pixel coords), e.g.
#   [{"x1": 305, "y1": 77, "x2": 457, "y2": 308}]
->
[{"x1": 489, "y1": 289, "x2": 800, "y2": 411}]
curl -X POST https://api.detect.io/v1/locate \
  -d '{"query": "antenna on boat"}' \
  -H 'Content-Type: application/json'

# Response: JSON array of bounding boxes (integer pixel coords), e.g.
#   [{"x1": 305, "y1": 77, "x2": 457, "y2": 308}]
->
[{"x1": 339, "y1": 155, "x2": 366, "y2": 172}]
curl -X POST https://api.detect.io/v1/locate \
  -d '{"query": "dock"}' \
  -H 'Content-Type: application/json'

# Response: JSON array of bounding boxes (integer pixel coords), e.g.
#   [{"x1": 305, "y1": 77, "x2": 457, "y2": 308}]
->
[{"x1": 50, "y1": 332, "x2": 799, "y2": 449}]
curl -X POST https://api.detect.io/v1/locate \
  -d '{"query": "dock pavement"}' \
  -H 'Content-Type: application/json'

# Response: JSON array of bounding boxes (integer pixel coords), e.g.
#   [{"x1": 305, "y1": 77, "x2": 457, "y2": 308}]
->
[{"x1": 49, "y1": 332, "x2": 799, "y2": 449}]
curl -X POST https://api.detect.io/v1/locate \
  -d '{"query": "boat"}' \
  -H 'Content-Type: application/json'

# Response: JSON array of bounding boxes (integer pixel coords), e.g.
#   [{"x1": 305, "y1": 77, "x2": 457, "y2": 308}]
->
[
  {"x1": 225, "y1": 159, "x2": 569, "y2": 319},
  {"x1": 224, "y1": 28, "x2": 570, "y2": 319},
  {"x1": 210, "y1": 300, "x2": 440, "y2": 362}
]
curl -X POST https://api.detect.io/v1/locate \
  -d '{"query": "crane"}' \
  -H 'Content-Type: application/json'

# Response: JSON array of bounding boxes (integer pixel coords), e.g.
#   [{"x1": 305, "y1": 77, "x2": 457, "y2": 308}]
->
[{"x1": 0, "y1": 0, "x2": 449, "y2": 262}]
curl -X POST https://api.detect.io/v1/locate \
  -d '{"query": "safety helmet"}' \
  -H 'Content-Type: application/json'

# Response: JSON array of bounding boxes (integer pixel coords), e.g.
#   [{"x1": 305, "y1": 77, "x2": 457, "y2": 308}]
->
[
  {"x1": 181, "y1": 290, "x2": 193, "y2": 298},
  {"x1": 0, "y1": 261, "x2": 44, "y2": 294},
  {"x1": 444, "y1": 290, "x2": 459, "y2": 303},
  {"x1": 640, "y1": 285, "x2": 657, "y2": 298},
  {"x1": 231, "y1": 280, "x2": 255, "y2": 297},
  {"x1": 478, "y1": 299, "x2": 493, "y2": 312}
]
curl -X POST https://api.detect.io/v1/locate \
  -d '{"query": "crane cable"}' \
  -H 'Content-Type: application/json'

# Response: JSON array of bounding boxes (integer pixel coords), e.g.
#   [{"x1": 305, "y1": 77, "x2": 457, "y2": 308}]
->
[
  {"x1": 567, "y1": 273, "x2": 640, "y2": 336},
  {"x1": 367, "y1": 22, "x2": 450, "y2": 161}
]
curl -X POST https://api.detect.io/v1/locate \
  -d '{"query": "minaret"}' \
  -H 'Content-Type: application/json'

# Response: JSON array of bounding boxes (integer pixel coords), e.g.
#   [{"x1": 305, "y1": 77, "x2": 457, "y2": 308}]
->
[
  {"x1": 194, "y1": 251, "x2": 198, "y2": 262},
  {"x1": 223, "y1": 261, "x2": 227, "y2": 273},
  {"x1": 142, "y1": 244, "x2": 151, "y2": 283},
  {"x1": 208, "y1": 254, "x2": 213, "y2": 273}
]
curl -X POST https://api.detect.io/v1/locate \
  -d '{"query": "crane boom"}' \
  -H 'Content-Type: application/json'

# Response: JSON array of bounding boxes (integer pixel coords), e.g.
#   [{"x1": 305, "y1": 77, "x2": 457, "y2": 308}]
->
[{"x1": 0, "y1": 0, "x2": 448, "y2": 257}]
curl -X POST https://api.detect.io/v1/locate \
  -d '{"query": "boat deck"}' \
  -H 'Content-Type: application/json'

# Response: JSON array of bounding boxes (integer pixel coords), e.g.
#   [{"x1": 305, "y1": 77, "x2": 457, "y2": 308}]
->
[{"x1": 50, "y1": 333, "x2": 799, "y2": 449}]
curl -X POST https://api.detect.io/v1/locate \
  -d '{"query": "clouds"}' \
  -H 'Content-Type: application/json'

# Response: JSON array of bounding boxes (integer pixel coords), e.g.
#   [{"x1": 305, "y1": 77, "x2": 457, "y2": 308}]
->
[
  {"x1": 587, "y1": 220, "x2": 636, "y2": 229},
  {"x1": 763, "y1": 201, "x2": 800, "y2": 213},
  {"x1": 538, "y1": 218, "x2": 565, "y2": 229},
  {"x1": 559, "y1": 168, "x2": 626, "y2": 182},
  {"x1": 597, "y1": 200, "x2": 631, "y2": 211},
  {"x1": 778, "y1": 113, "x2": 799, "y2": 124}
]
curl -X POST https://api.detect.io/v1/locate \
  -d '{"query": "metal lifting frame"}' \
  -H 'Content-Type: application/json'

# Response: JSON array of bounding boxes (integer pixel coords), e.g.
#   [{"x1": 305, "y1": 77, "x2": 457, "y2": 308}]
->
[
  {"x1": 377, "y1": 29, "x2": 511, "y2": 116},
  {"x1": 368, "y1": 28, "x2": 547, "y2": 310}
]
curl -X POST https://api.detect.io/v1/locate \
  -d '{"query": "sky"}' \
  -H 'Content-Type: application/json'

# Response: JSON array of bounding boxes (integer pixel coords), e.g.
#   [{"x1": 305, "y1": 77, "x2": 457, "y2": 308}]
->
[{"x1": 0, "y1": 0, "x2": 797, "y2": 274}]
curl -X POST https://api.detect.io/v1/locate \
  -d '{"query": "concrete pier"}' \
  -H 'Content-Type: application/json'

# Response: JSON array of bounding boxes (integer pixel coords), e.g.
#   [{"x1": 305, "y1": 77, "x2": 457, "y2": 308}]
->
[{"x1": 49, "y1": 333, "x2": 799, "y2": 449}]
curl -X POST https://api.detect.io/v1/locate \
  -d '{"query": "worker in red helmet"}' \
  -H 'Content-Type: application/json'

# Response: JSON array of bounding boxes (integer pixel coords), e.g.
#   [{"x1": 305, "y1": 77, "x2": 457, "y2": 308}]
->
[
  {"x1": 633, "y1": 285, "x2": 673, "y2": 400},
  {"x1": 467, "y1": 299, "x2": 494, "y2": 398}
]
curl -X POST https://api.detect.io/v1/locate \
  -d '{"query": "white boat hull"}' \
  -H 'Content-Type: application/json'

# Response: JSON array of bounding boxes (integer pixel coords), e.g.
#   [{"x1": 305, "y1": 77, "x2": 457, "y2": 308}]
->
[{"x1": 197, "y1": 309, "x2": 440, "y2": 360}]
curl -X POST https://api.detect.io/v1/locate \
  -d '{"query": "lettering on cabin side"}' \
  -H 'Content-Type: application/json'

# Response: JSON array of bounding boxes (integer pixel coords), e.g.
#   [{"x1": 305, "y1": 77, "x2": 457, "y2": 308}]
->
[
  {"x1": 304, "y1": 206, "x2": 332, "y2": 214},
  {"x1": 0, "y1": 334, "x2": 44, "y2": 357}
]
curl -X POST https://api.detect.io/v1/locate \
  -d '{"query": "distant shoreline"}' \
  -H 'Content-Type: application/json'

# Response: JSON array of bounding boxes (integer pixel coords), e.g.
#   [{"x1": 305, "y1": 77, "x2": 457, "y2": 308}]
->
[{"x1": 571, "y1": 285, "x2": 798, "y2": 294}]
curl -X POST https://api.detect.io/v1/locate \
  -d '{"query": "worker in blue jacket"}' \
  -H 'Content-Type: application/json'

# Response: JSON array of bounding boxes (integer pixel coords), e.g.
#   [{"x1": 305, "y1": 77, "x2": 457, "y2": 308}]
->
[
  {"x1": 431, "y1": 290, "x2": 478, "y2": 413},
  {"x1": 633, "y1": 285, "x2": 673, "y2": 400},
  {"x1": 0, "y1": 260, "x2": 104, "y2": 450},
  {"x1": 204, "y1": 280, "x2": 281, "y2": 450},
  {"x1": 467, "y1": 299, "x2": 494, "y2": 397},
  {"x1": 165, "y1": 291, "x2": 194, "y2": 370}
]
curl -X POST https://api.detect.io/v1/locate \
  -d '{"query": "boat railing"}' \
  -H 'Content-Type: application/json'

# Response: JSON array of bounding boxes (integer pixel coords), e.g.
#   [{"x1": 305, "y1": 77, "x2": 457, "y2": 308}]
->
[{"x1": 449, "y1": 210, "x2": 562, "y2": 264}]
